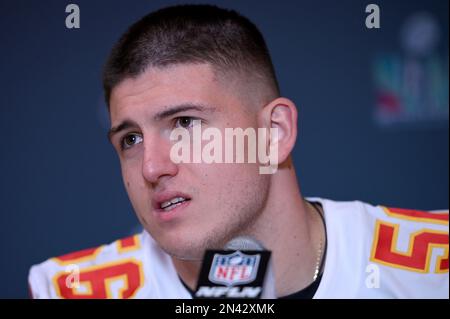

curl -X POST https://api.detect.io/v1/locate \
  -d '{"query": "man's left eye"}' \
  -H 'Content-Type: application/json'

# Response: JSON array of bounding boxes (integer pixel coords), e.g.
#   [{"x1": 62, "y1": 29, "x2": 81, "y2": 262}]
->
[{"x1": 175, "y1": 117, "x2": 199, "y2": 129}]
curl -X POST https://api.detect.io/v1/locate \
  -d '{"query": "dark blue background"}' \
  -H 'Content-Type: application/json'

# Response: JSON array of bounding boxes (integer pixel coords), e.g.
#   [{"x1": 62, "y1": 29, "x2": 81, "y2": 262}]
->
[{"x1": 0, "y1": 0, "x2": 448, "y2": 298}]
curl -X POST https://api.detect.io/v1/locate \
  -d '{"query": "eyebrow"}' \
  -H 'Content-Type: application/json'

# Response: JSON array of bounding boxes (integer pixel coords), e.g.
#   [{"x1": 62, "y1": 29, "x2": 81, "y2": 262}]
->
[
  {"x1": 107, "y1": 103, "x2": 216, "y2": 142},
  {"x1": 154, "y1": 103, "x2": 214, "y2": 121},
  {"x1": 107, "y1": 120, "x2": 138, "y2": 141}
]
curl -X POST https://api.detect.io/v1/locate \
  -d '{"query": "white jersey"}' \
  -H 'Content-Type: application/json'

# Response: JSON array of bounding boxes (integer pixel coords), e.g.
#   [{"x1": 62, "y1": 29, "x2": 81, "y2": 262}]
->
[{"x1": 28, "y1": 198, "x2": 449, "y2": 298}]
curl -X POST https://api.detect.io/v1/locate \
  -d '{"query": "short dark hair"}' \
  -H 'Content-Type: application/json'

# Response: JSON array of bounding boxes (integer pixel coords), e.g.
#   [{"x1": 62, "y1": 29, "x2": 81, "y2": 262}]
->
[{"x1": 102, "y1": 4, "x2": 280, "y2": 107}]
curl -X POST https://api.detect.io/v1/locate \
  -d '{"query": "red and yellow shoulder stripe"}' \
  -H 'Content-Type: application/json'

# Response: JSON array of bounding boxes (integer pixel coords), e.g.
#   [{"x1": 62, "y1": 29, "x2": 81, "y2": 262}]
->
[
  {"x1": 50, "y1": 234, "x2": 145, "y2": 299},
  {"x1": 370, "y1": 207, "x2": 448, "y2": 274}
]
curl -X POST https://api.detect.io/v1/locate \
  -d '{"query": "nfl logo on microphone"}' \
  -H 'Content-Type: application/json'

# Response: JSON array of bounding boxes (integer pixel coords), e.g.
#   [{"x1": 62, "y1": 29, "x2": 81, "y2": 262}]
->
[
  {"x1": 195, "y1": 249, "x2": 270, "y2": 298},
  {"x1": 209, "y1": 251, "x2": 260, "y2": 286}
]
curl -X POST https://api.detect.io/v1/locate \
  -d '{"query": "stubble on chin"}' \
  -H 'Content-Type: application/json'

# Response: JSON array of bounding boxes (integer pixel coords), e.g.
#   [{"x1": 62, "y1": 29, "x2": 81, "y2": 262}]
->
[{"x1": 153, "y1": 176, "x2": 270, "y2": 260}]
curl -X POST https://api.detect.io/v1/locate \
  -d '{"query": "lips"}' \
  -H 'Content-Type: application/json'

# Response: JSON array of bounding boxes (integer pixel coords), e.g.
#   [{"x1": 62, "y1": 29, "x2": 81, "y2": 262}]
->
[
  {"x1": 152, "y1": 191, "x2": 192, "y2": 213},
  {"x1": 160, "y1": 196, "x2": 189, "y2": 211}
]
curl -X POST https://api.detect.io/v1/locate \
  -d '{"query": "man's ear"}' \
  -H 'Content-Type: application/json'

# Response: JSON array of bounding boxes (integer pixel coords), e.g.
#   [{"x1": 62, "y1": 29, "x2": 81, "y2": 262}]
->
[{"x1": 257, "y1": 97, "x2": 298, "y2": 164}]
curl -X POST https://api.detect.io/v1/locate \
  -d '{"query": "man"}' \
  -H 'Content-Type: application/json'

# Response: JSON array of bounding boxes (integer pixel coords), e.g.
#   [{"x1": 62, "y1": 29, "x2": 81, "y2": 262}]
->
[{"x1": 29, "y1": 4, "x2": 448, "y2": 298}]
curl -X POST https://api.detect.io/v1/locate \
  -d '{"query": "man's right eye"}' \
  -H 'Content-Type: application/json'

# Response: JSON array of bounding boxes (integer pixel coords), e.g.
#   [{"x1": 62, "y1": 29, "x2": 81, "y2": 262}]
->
[{"x1": 121, "y1": 133, "x2": 143, "y2": 150}]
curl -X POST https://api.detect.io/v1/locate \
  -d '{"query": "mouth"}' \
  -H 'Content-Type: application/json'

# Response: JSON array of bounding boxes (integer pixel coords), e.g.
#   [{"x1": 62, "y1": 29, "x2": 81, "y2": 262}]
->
[
  {"x1": 159, "y1": 196, "x2": 191, "y2": 212},
  {"x1": 152, "y1": 192, "x2": 192, "y2": 217}
]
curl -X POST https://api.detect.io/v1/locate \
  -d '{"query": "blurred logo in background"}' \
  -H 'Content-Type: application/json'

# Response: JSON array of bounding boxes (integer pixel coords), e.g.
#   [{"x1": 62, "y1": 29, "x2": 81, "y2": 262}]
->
[{"x1": 373, "y1": 12, "x2": 448, "y2": 127}]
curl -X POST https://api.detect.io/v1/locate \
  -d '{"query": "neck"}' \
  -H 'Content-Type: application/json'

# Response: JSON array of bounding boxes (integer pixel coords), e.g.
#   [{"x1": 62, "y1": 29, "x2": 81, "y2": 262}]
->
[{"x1": 171, "y1": 159, "x2": 325, "y2": 297}]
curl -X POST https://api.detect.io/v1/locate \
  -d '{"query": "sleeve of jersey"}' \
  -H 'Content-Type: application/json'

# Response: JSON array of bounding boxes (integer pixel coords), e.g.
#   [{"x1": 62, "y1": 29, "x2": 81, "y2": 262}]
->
[
  {"x1": 29, "y1": 263, "x2": 52, "y2": 299},
  {"x1": 368, "y1": 206, "x2": 449, "y2": 297},
  {"x1": 28, "y1": 234, "x2": 145, "y2": 299},
  {"x1": 371, "y1": 206, "x2": 449, "y2": 276}
]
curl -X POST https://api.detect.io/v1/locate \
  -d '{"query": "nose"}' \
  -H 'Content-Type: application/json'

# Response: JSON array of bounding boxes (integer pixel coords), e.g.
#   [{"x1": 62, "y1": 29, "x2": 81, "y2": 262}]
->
[{"x1": 141, "y1": 136, "x2": 179, "y2": 185}]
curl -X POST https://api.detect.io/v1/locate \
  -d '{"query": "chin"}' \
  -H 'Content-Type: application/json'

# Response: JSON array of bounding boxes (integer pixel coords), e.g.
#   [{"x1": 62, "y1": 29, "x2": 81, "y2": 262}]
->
[
  {"x1": 161, "y1": 244, "x2": 205, "y2": 261},
  {"x1": 150, "y1": 223, "x2": 232, "y2": 260},
  {"x1": 157, "y1": 234, "x2": 209, "y2": 261}
]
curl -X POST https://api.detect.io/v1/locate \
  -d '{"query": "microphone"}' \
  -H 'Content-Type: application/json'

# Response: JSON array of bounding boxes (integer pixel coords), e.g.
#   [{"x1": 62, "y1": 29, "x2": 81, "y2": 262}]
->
[{"x1": 194, "y1": 236, "x2": 276, "y2": 299}]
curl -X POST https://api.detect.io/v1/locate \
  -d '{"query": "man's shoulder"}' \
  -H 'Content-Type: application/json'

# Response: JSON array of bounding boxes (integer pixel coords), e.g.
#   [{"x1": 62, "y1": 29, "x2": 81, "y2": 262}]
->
[
  {"x1": 316, "y1": 197, "x2": 448, "y2": 228},
  {"x1": 314, "y1": 198, "x2": 449, "y2": 298},
  {"x1": 52, "y1": 233, "x2": 143, "y2": 264},
  {"x1": 28, "y1": 232, "x2": 155, "y2": 298},
  {"x1": 319, "y1": 197, "x2": 449, "y2": 263}
]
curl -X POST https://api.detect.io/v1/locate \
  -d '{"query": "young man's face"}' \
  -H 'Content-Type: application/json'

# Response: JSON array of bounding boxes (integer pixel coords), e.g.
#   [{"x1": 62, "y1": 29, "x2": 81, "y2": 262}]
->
[{"x1": 109, "y1": 63, "x2": 270, "y2": 260}]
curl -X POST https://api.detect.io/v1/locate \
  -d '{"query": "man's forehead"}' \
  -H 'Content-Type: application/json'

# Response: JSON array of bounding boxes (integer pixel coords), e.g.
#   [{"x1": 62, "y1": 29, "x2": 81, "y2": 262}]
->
[{"x1": 109, "y1": 63, "x2": 223, "y2": 118}]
